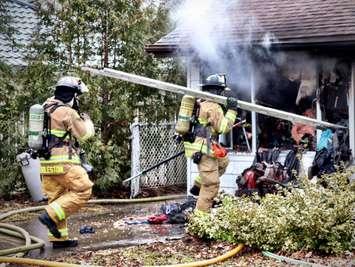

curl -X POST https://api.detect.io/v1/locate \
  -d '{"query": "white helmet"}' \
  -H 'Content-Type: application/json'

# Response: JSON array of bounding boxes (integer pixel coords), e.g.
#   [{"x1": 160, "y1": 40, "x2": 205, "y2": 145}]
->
[{"x1": 56, "y1": 76, "x2": 88, "y2": 95}]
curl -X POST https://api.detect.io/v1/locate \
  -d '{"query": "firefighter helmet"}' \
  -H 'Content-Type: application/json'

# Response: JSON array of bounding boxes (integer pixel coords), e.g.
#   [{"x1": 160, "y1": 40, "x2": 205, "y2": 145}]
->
[
  {"x1": 201, "y1": 74, "x2": 227, "y2": 95},
  {"x1": 54, "y1": 76, "x2": 88, "y2": 103},
  {"x1": 202, "y1": 74, "x2": 226, "y2": 90},
  {"x1": 56, "y1": 76, "x2": 88, "y2": 95}
]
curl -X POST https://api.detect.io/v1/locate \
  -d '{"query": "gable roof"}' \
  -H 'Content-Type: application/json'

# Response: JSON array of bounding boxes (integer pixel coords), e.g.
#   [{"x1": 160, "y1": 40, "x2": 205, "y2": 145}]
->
[
  {"x1": 0, "y1": 0, "x2": 38, "y2": 66},
  {"x1": 146, "y1": 0, "x2": 355, "y2": 55}
]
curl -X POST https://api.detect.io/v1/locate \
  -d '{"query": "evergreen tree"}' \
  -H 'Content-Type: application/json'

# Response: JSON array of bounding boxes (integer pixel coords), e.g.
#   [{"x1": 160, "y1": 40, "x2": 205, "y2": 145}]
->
[{"x1": 0, "y1": 0, "x2": 184, "y2": 196}]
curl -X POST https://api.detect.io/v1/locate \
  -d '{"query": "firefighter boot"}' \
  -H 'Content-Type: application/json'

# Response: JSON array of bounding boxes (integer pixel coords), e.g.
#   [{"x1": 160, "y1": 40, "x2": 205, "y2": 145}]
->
[
  {"x1": 52, "y1": 239, "x2": 78, "y2": 249},
  {"x1": 189, "y1": 184, "x2": 200, "y2": 198},
  {"x1": 38, "y1": 211, "x2": 61, "y2": 238}
]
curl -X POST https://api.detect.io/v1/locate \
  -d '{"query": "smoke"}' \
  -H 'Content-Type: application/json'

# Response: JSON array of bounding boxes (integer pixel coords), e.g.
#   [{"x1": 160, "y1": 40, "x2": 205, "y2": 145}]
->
[
  {"x1": 261, "y1": 33, "x2": 277, "y2": 51},
  {"x1": 171, "y1": 0, "x2": 236, "y2": 63},
  {"x1": 170, "y1": 0, "x2": 268, "y2": 97},
  {"x1": 169, "y1": 0, "x2": 345, "y2": 113}
]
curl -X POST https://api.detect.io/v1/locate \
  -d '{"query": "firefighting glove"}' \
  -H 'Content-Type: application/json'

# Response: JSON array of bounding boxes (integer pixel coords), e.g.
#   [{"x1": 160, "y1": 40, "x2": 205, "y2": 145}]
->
[
  {"x1": 80, "y1": 112, "x2": 91, "y2": 121},
  {"x1": 221, "y1": 88, "x2": 237, "y2": 98},
  {"x1": 226, "y1": 97, "x2": 238, "y2": 112}
]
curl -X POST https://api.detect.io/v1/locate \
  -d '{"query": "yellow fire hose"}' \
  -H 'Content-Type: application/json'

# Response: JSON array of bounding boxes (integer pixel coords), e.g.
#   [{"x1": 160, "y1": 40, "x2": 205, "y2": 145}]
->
[
  {"x1": 0, "y1": 223, "x2": 31, "y2": 257},
  {"x1": 0, "y1": 195, "x2": 245, "y2": 266},
  {"x1": 0, "y1": 226, "x2": 45, "y2": 256},
  {"x1": 146, "y1": 244, "x2": 245, "y2": 267},
  {"x1": 0, "y1": 256, "x2": 87, "y2": 267},
  {"x1": 0, "y1": 245, "x2": 244, "y2": 267}
]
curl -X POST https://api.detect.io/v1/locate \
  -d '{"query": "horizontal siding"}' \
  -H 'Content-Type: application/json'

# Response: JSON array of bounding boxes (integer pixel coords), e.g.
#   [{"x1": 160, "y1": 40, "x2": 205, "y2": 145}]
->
[{"x1": 187, "y1": 151, "x2": 316, "y2": 195}]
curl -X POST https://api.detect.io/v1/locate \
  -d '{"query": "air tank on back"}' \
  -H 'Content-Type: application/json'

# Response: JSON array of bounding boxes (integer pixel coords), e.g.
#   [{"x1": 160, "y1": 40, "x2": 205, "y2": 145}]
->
[
  {"x1": 175, "y1": 95, "x2": 195, "y2": 135},
  {"x1": 28, "y1": 104, "x2": 44, "y2": 150}
]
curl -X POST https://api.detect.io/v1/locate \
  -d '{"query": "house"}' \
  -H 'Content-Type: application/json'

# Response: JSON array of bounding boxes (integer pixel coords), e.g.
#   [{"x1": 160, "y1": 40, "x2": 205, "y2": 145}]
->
[
  {"x1": 146, "y1": 0, "x2": 355, "y2": 193},
  {"x1": 0, "y1": 0, "x2": 38, "y2": 66}
]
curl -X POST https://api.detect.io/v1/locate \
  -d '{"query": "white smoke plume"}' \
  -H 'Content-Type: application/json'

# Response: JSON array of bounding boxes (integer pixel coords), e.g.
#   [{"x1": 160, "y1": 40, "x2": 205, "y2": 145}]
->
[
  {"x1": 171, "y1": 0, "x2": 237, "y2": 63},
  {"x1": 170, "y1": 0, "x2": 264, "y2": 96},
  {"x1": 169, "y1": 0, "x2": 342, "y2": 113}
]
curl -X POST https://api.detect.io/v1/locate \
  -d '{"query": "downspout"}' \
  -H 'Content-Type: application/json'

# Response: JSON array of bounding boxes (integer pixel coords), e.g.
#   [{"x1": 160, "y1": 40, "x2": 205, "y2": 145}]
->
[
  {"x1": 316, "y1": 63, "x2": 322, "y2": 144},
  {"x1": 251, "y1": 65, "x2": 257, "y2": 153},
  {"x1": 348, "y1": 61, "x2": 355, "y2": 163}
]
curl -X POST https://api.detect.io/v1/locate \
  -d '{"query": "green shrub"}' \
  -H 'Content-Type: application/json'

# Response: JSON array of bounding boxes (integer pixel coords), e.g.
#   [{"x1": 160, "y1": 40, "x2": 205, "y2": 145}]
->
[
  {"x1": 0, "y1": 62, "x2": 56, "y2": 198},
  {"x1": 188, "y1": 170, "x2": 355, "y2": 254},
  {"x1": 0, "y1": 63, "x2": 25, "y2": 198}
]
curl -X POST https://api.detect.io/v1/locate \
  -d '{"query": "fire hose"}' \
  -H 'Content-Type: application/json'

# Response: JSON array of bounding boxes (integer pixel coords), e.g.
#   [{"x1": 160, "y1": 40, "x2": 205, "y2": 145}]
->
[
  {"x1": 147, "y1": 244, "x2": 244, "y2": 267},
  {"x1": 0, "y1": 195, "x2": 317, "y2": 266},
  {"x1": 262, "y1": 251, "x2": 325, "y2": 267},
  {"x1": 0, "y1": 223, "x2": 44, "y2": 257},
  {"x1": 0, "y1": 245, "x2": 244, "y2": 267},
  {"x1": 0, "y1": 195, "x2": 246, "y2": 267},
  {"x1": 0, "y1": 196, "x2": 183, "y2": 261}
]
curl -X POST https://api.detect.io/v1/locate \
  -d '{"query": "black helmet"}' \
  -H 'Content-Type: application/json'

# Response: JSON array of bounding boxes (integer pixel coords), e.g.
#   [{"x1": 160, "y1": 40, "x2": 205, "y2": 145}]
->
[{"x1": 201, "y1": 74, "x2": 227, "y2": 93}]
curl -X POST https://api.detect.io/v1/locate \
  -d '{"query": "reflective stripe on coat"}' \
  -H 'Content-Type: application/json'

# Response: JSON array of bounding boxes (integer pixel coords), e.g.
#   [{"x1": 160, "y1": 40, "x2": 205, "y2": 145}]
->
[
  {"x1": 183, "y1": 100, "x2": 236, "y2": 158},
  {"x1": 40, "y1": 98, "x2": 95, "y2": 175}
]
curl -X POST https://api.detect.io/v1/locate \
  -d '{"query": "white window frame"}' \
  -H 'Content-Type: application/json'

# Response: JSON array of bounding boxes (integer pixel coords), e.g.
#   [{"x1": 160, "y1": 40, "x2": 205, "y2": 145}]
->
[{"x1": 348, "y1": 62, "x2": 355, "y2": 163}]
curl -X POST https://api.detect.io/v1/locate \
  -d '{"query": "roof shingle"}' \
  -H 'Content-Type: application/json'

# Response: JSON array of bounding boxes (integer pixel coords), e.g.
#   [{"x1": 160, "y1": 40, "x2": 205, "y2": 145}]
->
[
  {"x1": 0, "y1": 0, "x2": 38, "y2": 66},
  {"x1": 146, "y1": 0, "x2": 355, "y2": 55}
]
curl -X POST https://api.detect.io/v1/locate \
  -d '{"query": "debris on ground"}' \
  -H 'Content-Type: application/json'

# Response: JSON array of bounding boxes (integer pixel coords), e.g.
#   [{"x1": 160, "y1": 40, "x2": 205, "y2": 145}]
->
[
  {"x1": 48, "y1": 236, "x2": 354, "y2": 267},
  {"x1": 1, "y1": 197, "x2": 353, "y2": 267}
]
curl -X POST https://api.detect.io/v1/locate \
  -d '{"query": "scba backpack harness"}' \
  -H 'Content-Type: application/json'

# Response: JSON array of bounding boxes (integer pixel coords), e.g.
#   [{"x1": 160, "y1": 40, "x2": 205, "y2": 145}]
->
[{"x1": 28, "y1": 103, "x2": 73, "y2": 161}]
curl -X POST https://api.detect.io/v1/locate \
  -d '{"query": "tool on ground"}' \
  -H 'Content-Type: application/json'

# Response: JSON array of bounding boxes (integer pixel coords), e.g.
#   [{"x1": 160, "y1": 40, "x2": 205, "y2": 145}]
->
[
  {"x1": 122, "y1": 150, "x2": 185, "y2": 185},
  {"x1": 79, "y1": 226, "x2": 95, "y2": 234},
  {"x1": 147, "y1": 214, "x2": 168, "y2": 224},
  {"x1": 124, "y1": 219, "x2": 149, "y2": 225}
]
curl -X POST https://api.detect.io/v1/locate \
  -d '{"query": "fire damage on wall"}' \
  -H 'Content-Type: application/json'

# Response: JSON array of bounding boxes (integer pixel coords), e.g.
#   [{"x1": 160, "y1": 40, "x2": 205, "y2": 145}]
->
[
  {"x1": 143, "y1": 0, "x2": 355, "y2": 198},
  {"x1": 201, "y1": 50, "x2": 352, "y2": 195}
]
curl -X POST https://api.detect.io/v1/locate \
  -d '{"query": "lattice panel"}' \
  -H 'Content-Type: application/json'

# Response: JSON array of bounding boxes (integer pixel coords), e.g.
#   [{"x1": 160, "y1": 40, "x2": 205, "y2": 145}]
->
[{"x1": 130, "y1": 122, "x2": 186, "y2": 196}]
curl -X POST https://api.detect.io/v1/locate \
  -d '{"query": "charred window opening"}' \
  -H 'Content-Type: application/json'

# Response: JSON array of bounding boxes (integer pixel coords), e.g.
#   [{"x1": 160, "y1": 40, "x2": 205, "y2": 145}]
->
[
  {"x1": 200, "y1": 52, "x2": 351, "y2": 153},
  {"x1": 319, "y1": 61, "x2": 350, "y2": 124},
  {"x1": 254, "y1": 53, "x2": 317, "y2": 150}
]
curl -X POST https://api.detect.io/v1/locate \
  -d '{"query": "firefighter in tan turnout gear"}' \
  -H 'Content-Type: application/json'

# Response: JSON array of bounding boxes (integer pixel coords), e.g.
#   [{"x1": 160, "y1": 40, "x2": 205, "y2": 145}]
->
[
  {"x1": 38, "y1": 76, "x2": 95, "y2": 248},
  {"x1": 178, "y1": 74, "x2": 238, "y2": 212}
]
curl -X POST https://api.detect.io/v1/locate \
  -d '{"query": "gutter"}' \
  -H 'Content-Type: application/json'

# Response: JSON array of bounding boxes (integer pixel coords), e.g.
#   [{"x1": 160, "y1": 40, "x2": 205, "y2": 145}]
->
[{"x1": 145, "y1": 37, "x2": 355, "y2": 57}]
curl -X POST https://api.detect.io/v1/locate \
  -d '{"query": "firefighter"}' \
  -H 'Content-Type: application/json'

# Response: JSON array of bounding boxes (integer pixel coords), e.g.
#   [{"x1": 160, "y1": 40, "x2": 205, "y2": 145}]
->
[
  {"x1": 38, "y1": 76, "x2": 95, "y2": 248},
  {"x1": 184, "y1": 74, "x2": 238, "y2": 212}
]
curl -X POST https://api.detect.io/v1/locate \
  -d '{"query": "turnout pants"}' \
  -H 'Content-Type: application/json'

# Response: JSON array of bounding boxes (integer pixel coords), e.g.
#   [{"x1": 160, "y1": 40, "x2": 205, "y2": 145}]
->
[
  {"x1": 196, "y1": 155, "x2": 229, "y2": 212},
  {"x1": 42, "y1": 165, "x2": 93, "y2": 241}
]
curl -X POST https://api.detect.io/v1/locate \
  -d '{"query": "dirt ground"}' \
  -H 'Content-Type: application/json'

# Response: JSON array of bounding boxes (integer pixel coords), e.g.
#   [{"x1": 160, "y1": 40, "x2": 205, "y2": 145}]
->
[
  {"x1": 49, "y1": 236, "x2": 354, "y2": 267},
  {"x1": 1, "y1": 192, "x2": 354, "y2": 267}
]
